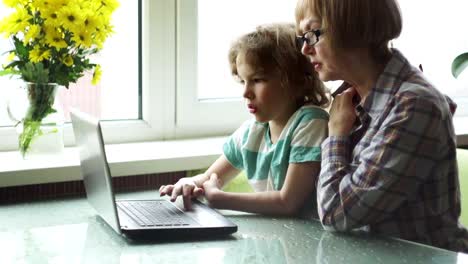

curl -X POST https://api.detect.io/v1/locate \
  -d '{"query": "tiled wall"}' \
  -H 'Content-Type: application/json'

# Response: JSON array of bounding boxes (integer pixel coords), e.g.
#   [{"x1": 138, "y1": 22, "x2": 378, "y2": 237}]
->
[{"x1": 0, "y1": 171, "x2": 185, "y2": 204}]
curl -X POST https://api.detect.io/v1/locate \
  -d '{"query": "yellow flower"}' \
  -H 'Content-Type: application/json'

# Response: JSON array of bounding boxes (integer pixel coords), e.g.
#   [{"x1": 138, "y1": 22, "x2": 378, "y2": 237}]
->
[
  {"x1": 58, "y1": 4, "x2": 84, "y2": 32},
  {"x1": 32, "y1": 0, "x2": 52, "y2": 11},
  {"x1": 23, "y1": 24, "x2": 41, "y2": 44},
  {"x1": 93, "y1": 21, "x2": 114, "y2": 48},
  {"x1": 83, "y1": 13, "x2": 99, "y2": 33},
  {"x1": 100, "y1": 0, "x2": 119, "y2": 14},
  {"x1": 62, "y1": 55, "x2": 73, "y2": 66},
  {"x1": 0, "y1": 8, "x2": 32, "y2": 37},
  {"x1": 92, "y1": 65, "x2": 102, "y2": 85},
  {"x1": 29, "y1": 46, "x2": 51, "y2": 63},
  {"x1": 92, "y1": 30, "x2": 106, "y2": 48},
  {"x1": 6, "y1": 52, "x2": 15, "y2": 62},
  {"x1": 0, "y1": 21, "x2": 9, "y2": 38},
  {"x1": 2, "y1": 0, "x2": 28, "y2": 8},
  {"x1": 50, "y1": 0, "x2": 68, "y2": 8},
  {"x1": 42, "y1": 10, "x2": 61, "y2": 29},
  {"x1": 1, "y1": 52, "x2": 15, "y2": 69},
  {"x1": 44, "y1": 26, "x2": 67, "y2": 50},
  {"x1": 72, "y1": 28, "x2": 93, "y2": 48},
  {"x1": 2, "y1": 0, "x2": 16, "y2": 7},
  {"x1": 33, "y1": 0, "x2": 67, "y2": 11}
]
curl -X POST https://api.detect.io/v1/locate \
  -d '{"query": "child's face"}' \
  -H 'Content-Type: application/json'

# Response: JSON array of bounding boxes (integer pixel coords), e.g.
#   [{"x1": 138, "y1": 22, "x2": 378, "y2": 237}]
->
[{"x1": 236, "y1": 55, "x2": 297, "y2": 127}]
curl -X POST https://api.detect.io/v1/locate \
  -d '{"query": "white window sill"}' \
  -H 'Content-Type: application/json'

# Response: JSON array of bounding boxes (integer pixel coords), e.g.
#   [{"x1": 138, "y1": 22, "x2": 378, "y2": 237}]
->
[
  {"x1": 455, "y1": 116, "x2": 468, "y2": 146},
  {"x1": 1, "y1": 116, "x2": 467, "y2": 188},
  {"x1": 0, "y1": 137, "x2": 226, "y2": 188}
]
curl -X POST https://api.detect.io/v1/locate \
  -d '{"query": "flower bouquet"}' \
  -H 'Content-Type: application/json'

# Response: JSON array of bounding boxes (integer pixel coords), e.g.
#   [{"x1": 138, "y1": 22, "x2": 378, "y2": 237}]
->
[{"x1": 0, "y1": 0, "x2": 118, "y2": 156}]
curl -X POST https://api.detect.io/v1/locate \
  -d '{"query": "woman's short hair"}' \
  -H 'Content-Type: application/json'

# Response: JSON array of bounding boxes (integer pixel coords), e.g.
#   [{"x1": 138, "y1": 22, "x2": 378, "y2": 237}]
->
[
  {"x1": 228, "y1": 23, "x2": 329, "y2": 108},
  {"x1": 295, "y1": 0, "x2": 402, "y2": 60}
]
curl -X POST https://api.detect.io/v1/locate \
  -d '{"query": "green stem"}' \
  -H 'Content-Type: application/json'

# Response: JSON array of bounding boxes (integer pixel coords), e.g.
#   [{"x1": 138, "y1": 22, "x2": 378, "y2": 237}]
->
[{"x1": 19, "y1": 83, "x2": 59, "y2": 156}]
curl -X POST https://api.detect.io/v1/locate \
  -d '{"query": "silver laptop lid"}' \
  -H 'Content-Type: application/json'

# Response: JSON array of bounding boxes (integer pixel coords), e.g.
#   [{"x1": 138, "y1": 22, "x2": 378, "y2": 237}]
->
[{"x1": 70, "y1": 109, "x2": 122, "y2": 234}]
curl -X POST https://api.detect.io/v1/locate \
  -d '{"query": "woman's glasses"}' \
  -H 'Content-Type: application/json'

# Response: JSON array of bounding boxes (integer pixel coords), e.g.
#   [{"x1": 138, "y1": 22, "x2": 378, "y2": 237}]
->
[{"x1": 296, "y1": 29, "x2": 322, "y2": 49}]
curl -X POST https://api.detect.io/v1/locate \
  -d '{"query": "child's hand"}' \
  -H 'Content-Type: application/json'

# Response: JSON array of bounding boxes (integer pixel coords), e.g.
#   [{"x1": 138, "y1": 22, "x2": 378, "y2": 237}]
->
[
  {"x1": 159, "y1": 177, "x2": 204, "y2": 210},
  {"x1": 202, "y1": 173, "x2": 222, "y2": 207}
]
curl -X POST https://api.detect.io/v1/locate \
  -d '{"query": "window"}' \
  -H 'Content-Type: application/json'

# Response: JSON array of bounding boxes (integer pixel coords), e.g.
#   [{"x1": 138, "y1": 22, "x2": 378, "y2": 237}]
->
[
  {"x1": 176, "y1": 0, "x2": 298, "y2": 136},
  {"x1": 0, "y1": 0, "x2": 467, "y2": 153},
  {"x1": 196, "y1": 0, "x2": 297, "y2": 100},
  {"x1": 394, "y1": 0, "x2": 468, "y2": 116},
  {"x1": 177, "y1": 0, "x2": 468, "y2": 138}
]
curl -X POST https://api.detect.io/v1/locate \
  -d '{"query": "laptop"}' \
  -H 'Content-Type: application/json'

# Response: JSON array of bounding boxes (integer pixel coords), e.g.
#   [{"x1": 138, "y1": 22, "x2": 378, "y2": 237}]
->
[{"x1": 70, "y1": 109, "x2": 237, "y2": 240}]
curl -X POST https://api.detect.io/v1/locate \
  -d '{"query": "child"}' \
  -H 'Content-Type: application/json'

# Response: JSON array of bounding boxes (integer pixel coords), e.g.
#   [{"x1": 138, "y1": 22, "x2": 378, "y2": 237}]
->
[{"x1": 159, "y1": 23, "x2": 329, "y2": 216}]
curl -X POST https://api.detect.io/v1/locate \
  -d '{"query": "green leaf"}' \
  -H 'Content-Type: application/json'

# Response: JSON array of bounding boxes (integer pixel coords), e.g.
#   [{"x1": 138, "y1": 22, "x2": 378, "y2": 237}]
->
[
  {"x1": 3, "y1": 60, "x2": 25, "y2": 71},
  {"x1": 451, "y1": 52, "x2": 468, "y2": 78},
  {"x1": 0, "y1": 69, "x2": 14, "y2": 76},
  {"x1": 12, "y1": 36, "x2": 29, "y2": 61},
  {"x1": 19, "y1": 120, "x2": 41, "y2": 157},
  {"x1": 20, "y1": 62, "x2": 50, "y2": 83}
]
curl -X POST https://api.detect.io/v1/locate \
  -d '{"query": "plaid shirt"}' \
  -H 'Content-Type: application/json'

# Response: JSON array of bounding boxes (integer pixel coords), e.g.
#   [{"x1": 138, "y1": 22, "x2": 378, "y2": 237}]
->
[{"x1": 318, "y1": 49, "x2": 468, "y2": 252}]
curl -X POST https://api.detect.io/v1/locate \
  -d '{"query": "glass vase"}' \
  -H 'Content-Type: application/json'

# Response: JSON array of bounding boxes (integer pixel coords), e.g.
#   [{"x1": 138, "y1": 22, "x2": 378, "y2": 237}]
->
[{"x1": 10, "y1": 82, "x2": 65, "y2": 158}]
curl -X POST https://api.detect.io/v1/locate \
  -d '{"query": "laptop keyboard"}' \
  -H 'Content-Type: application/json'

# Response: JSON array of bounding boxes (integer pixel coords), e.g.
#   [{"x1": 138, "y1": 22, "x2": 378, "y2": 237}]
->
[{"x1": 117, "y1": 200, "x2": 193, "y2": 227}]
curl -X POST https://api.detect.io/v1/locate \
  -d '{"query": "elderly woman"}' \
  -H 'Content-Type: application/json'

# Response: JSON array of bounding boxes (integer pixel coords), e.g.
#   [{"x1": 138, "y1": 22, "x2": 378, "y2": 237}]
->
[{"x1": 295, "y1": 0, "x2": 468, "y2": 252}]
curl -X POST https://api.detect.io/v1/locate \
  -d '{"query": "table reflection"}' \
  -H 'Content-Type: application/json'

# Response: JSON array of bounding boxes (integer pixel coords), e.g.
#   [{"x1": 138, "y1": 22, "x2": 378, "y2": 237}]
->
[{"x1": 0, "y1": 192, "x2": 466, "y2": 264}]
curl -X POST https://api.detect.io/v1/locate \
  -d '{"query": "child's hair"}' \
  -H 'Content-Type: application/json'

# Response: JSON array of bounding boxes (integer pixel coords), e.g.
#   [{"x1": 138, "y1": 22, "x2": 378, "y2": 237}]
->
[{"x1": 228, "y1": 23, "x2": 329, "y2": 108}]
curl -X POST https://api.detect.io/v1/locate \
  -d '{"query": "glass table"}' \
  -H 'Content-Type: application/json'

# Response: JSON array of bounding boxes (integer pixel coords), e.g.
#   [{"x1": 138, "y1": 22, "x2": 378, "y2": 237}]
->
[{"x1": 1, "y1": 190, "x2": 467, "y2": 264}]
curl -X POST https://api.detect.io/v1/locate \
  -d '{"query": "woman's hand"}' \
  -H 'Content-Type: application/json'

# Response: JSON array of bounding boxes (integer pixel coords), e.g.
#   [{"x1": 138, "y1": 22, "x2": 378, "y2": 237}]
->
[
  {"x1": 329, "y1": 87, "x2": 357, "y2": 136},
  {"x1": 159, "y1": 177, "x2": 204, "y2": 210},
  {"x1": 202, "y1": 173, "x2": 223, "y2": 208}
]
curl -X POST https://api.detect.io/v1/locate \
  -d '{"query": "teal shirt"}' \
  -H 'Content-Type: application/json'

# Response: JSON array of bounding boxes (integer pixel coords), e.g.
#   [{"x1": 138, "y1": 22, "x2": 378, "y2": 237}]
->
[{"x1": 223, "y1": 105, "x2": 329, "y2": 191}]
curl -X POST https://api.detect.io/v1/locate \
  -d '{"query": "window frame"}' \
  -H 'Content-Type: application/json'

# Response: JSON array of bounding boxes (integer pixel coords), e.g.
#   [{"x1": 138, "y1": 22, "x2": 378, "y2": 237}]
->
[
  {"x1": 175, "y1": 0, "x2": 250, "y2": 137},
  {"x1": 100, "y1": 0, "x2": 178, "y2": 143}
]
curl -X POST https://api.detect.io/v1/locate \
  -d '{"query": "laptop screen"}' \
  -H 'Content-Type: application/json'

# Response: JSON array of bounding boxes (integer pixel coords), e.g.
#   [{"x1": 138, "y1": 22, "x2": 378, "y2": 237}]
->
[{"x1": 70, "y1": 110, "x2": 122, "y2": 234}]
